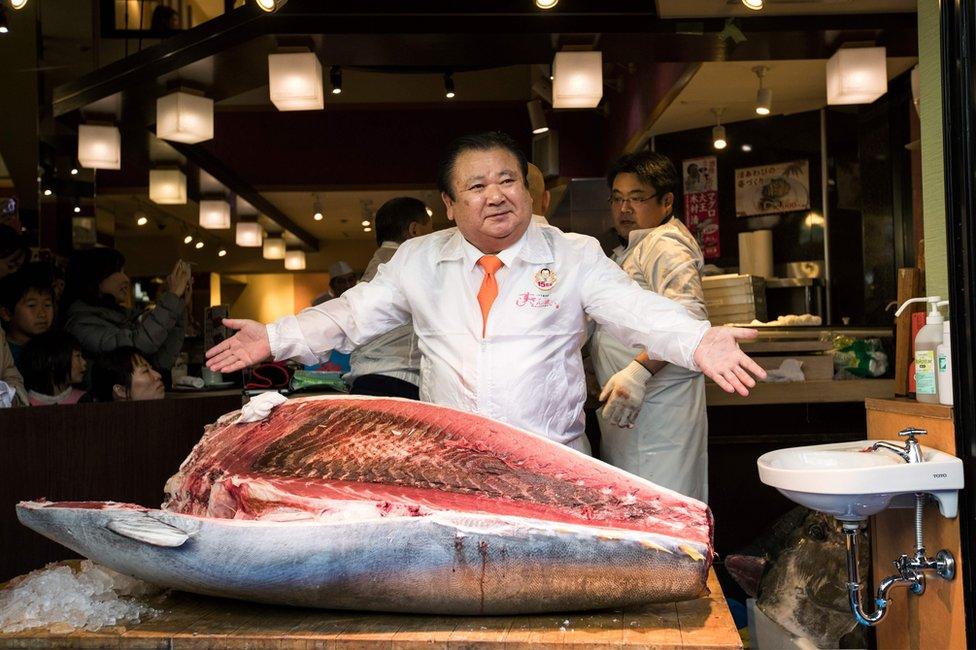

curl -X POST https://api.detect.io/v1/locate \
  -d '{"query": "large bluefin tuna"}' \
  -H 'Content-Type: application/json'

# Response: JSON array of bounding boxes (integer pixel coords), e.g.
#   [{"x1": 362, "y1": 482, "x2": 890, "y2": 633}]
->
[{"x1": 18, "y1": 395, "x2": 713, "y2": 614}]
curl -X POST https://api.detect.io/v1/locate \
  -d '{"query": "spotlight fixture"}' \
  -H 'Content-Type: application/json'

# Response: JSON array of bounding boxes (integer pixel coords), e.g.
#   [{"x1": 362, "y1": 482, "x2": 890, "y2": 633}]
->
[
  {"x1": 753, "y1": 66, "x2": 771, "y2": 116},
  {"x1": 361, "y1": 220, "x2": 370, "y2": 227},
  {"x1": 218, "y1": 248, "x2": 227, "y2": 257},
  {"x1": 255, "y1": 0, "x2": 287, "y2": 12},
  {"x1": 527, "y1": 99, "x2": 549, "y2": 135},
  {"x1": 0, "y1": 9, "x2": 8, "y2": 34},
  {"x1": 711, "y1": 108, "x2": 727, "y2": 150},
  {"x1": 741, "y1": 0, "x2": 763, "y2": 10},
  {"x1": 43, "y1": 188, "x2": 52, "y2": 197},
  {"x1": 10, "y1": 0, "x2": 28, "y2": 8},
  {"x1": 313, "y1": 211, "x2": 323, "y2": 221},
  {"x1": 741, "y1": 143, "x2": 753, "y2": 152},
  {"x1": 183, "y1": 234, "x2": 194, "y2": 244},
  {"x1": 364, "y1": 226, "x2": 372, "y2": 233},
  {"x1": 313, "y1": 195, "x2": 324, "y2": 220},
  {"x1": 195, "y1": 241, "x2": 205, "y2": 249},
  {"x1": 70, "y1": 168, "x2": 78, "y2": 176},
  {"x1": 330, "y1": 65, "x2": 342, "y2": 95},
  {"x1": 73, "y1": 206, "x2": 81, "y2": 214},
  {"x1": 136, "y1": 215, "x2": 149, "y2": 226},
  {"x1": 444, "y1": 72, "x2": 455, "y2": 99},
  {"x1": 535, "y1": 0, "x2": 558, "y2": 8}
]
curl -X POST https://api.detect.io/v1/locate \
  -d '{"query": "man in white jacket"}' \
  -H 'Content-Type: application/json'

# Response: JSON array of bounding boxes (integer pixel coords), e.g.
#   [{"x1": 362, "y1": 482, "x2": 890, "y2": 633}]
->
[
  {"x1": 206, "y1": 132, "x2": 764, "y2": 453},
  {"x1": 345, "y1": 197, "x2": 432, "y2": 398},
  {"x1": 593, "y1": 151, "x2": 709, "y2": 500}
]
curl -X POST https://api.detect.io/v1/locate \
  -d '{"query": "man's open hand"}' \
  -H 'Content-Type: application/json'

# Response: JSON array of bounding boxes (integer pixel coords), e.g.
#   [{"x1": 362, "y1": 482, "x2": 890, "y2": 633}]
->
[
  {"x1": 205, "y1": 319, "x2": 272, "y2": 373},
  {"x1": 694, "y1": 327, "x2": 766, "y2": 396}
]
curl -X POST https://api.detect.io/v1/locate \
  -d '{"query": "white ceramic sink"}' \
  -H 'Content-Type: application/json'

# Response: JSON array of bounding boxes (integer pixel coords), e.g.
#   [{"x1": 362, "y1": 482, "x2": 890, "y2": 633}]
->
[{"x1": 757, "y1": 440, "x2": 964, "y2": 522}]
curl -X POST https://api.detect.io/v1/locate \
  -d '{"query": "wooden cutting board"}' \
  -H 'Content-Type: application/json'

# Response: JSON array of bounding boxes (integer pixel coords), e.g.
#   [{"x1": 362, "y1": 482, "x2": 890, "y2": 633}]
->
[{"x1": 0, "y1": 568, "x2": 741, "y2": 648}]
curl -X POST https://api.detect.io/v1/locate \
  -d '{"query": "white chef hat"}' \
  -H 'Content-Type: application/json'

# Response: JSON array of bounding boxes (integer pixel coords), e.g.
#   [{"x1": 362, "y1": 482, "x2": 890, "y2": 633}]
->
[{"x1": 328, "y1": 260, "x2": 354, "y2": 277}]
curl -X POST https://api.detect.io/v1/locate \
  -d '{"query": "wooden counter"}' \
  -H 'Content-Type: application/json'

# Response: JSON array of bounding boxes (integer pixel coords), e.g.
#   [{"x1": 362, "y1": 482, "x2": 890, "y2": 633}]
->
[
  {"x1": 706, "y1": 378, "x2": 893, "y2": 406},
  {"x1": 0, "y1": 568, "x2": 741, "y2": 649}
]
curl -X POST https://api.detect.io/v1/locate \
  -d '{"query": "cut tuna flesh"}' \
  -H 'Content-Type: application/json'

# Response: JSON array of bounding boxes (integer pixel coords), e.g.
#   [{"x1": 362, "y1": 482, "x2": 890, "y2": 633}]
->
[{"x1": 18, "y1": 395, "x2": 713, "y2": 614}]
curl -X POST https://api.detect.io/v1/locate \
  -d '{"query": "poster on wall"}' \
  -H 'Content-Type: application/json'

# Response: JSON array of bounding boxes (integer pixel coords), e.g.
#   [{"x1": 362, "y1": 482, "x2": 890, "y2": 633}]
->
[
  {"x1": 682, "y1": 156, "x2": 720, "y2": 259},
  {"x1": 734, "y1": 160, "x2": 810, "y2": 217}
]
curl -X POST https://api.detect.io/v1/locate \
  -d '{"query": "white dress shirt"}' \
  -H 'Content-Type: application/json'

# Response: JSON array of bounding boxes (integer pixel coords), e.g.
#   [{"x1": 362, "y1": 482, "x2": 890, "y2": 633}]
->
[
  {"x1": 268, "y1": 222, "x2": 710, "y2": 447},
  {"x1": 345, "y1": 241, "x2": 420, "y2": 387}
]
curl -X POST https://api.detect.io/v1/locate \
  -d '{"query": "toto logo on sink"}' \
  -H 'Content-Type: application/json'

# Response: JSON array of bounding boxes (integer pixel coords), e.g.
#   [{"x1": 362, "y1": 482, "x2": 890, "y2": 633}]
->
[{"x1": 933, "y1": 473, "x2": 948, "y2": 478}]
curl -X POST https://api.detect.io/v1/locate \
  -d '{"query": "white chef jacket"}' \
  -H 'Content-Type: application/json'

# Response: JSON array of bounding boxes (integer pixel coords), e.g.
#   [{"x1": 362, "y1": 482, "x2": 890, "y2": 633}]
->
[
  {"x1": 345, "y1": 241, "x2": 420, "y2": 387},
  {"x1": 268, "y1": 221, "x2": 710, "y2": 447},
  {"x1": 593, "y1": 217, "x2": 709, "y2": 500}
]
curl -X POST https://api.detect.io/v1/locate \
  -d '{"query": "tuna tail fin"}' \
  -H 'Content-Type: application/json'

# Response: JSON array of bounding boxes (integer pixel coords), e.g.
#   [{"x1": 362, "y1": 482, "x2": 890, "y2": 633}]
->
[{"x1": 105, "y1": 512, "x2": 191, "y2": 547}]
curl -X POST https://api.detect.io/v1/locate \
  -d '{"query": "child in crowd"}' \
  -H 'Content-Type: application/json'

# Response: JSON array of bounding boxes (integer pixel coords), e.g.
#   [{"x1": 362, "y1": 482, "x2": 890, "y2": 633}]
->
[
  {"x1": 89, "y1": 347, "x2": 165, "y2": 402},
  {"x1": 22, "y1": 332, "x2": 88, "y2": 406},
  {"x1": 0, "y1": 265, "x2": 55, "y2": 374}
]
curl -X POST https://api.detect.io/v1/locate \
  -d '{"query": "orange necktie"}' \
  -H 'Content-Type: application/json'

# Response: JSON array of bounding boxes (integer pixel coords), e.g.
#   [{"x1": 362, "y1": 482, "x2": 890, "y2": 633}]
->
[{"x1": 476, "y1": 255, "x2": 504, "y2": 337}]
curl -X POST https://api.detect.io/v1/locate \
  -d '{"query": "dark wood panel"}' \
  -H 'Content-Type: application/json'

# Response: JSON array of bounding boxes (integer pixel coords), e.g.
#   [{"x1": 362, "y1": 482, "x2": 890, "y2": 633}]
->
[{"x1": 0, "y1": 395, "x2": 241, "y2": 581}]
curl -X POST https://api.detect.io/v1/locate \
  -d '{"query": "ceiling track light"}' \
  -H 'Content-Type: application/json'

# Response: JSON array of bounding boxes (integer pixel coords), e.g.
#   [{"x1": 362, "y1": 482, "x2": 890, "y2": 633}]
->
[
  {"x1": 255, "y1": 0, "x2": 287, "y2": 12},
  {"x1": 535, "y1": 0, "x2": 558, "y2": 8},
  {"x1": 330, "y1": 65, "x2": 342, "y2": 95},
  {"x1": 0, "y1": 9, "x2": 11, "y2": 35},
  {"x1": 753, "y1": 65, "x2": 771, "y2": 116},
  {"x1": 741, "y1": 0, "x2": 763, "y2": 10},
  {"x1": 527, "y1": 99, "x2": 549, "y2": 135},
  {"x1": 313, "y1": 194, "x2": 324, "y2": 221},
  {"x1": 444, "y1": 72, "x2": 456, "y2": 99},
  {"x1": 711, "y1": 108, "x2": 727, "y2": 150},
  {"x1": 10, "y1": 0, "x2": 29, "y2": 9}
]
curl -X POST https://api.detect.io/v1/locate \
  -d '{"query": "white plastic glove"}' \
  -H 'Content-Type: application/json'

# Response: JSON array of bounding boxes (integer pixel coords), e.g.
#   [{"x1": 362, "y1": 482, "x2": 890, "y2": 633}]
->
[{"x1": 599, "y1": 360, "x2": 653, "y2": 429}]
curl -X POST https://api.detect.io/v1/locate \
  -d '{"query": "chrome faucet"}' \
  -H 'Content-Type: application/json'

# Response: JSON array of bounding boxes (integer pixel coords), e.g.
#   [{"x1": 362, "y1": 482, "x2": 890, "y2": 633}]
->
[{"x1": 870, "y1": 427, "x2": 926, "y2": 463}]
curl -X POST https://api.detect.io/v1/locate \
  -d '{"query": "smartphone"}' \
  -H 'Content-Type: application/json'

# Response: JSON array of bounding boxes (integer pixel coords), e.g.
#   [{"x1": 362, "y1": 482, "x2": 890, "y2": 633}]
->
[{"x1": 205, "y1": 305, "x2": 231, "y2": 350}]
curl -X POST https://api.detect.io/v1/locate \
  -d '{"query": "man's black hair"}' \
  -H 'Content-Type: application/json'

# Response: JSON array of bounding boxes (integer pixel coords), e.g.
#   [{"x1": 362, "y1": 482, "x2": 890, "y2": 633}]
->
[
  {"x1": 373, "y1": 197, "x2": 430, "y2": 246},
  {"x1": 437, "y1": 131, "x2": 529, "y2": 201},
  {"x1": 606, "y1": 151, "x2": 679, "y2": 201},
  {"x1": 23, "y1": 331, "x2": 81, "y2": 396}
]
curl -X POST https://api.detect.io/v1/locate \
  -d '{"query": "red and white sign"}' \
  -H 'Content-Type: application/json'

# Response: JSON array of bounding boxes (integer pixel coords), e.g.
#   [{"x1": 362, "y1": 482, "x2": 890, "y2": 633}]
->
[{"x1": 682, "y1": 156, "x2": 720, "y2": 260}]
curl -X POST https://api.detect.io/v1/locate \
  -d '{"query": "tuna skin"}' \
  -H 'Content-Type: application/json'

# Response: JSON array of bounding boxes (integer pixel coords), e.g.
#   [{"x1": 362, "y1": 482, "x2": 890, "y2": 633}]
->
[{"x1": 18, "y1": 395, "x2": 714, "y2": 614}]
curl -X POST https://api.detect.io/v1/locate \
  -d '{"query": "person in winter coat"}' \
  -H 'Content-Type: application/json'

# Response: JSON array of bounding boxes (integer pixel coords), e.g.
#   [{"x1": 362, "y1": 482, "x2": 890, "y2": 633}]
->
[{"x1": 62, "y1": 248, "x2": 190, "y2": 372}]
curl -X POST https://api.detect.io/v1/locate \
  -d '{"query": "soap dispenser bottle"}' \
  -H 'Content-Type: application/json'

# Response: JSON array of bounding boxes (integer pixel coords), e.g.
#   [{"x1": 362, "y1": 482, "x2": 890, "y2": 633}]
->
[
  {"x1": 937, "y1": 302, "x2": 953, "y2": 406},
  {"x1": 895, "y1": 296, "x2": 945, "y2": 404}
]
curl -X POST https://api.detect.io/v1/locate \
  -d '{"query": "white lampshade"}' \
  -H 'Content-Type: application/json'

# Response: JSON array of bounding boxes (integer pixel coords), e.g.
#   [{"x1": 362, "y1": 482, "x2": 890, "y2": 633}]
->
[
  {"x1": 268, "y1": 52, "x2": 324, "y2": 111},
  {"x1": 263, "y1": 237, "x2": 286, "y2": 259},
  {"x1": 552, "y1": 51, "x2": 603, "y2": 109},
  {"x1": 156, "y1": 91, "x2": 214, "y2": 144},
  {"x1": 78, "y1": 125, "x2": 121, "y2": 170},
  {"x1": 826, "y1": 47, "x2": 888, "y2": 105},
  {"x1": 236, "y1": 222, "x2": 263, "y2": 247},
  {"x1": 149, "y1": 169, "x2": 187, "y2": 204},
  {"x1": 284, "y1": 250, "x2": 306, "y2": 270},
  {"x1": 199, "y1": 200, "x2": 231, "y2": 229}
]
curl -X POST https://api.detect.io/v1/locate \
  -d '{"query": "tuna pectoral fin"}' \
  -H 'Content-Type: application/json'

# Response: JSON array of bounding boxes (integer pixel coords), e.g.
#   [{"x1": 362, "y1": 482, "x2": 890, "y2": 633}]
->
[{"x1": 105, "y1": 513, "x2": 190, "y2": 547}]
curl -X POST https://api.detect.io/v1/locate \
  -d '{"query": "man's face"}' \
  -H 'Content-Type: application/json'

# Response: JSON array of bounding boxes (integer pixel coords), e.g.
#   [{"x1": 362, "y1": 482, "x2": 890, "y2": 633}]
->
[
  {"x1": 330, "y1": 273, "x2": 357, "y2": 298},
  {"x1": 442, "y1": 148, "x2": 532, "y2": 254},
  {"x1": 2, "y1": 288, "x2": 54, "y2": 339},
  {"x1": 610, "y1": 172, "x2": 673, "y2": 240}
]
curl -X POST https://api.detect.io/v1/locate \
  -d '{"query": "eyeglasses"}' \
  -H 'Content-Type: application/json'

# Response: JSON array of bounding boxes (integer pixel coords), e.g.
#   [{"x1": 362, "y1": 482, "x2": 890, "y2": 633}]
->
[{"x1": 608, "y1": 193, "x2": 658, "y2": 208}]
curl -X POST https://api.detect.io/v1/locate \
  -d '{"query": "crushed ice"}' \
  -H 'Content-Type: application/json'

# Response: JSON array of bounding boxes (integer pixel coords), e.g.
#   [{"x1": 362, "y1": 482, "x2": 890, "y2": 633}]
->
[{"x1": 0, "y1": 560, "x2": 165, "y2": 633}]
